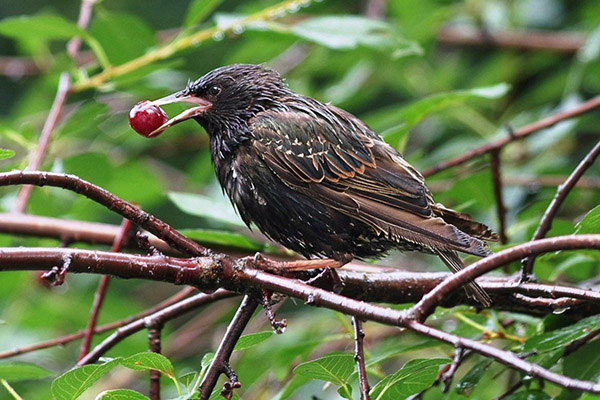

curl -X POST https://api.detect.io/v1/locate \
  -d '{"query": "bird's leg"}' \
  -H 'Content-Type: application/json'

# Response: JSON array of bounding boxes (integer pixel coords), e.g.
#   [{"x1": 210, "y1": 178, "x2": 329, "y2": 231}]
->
[
  {"x1": 252, "y1": 252, "x2": 345, "y2": 272},
  {"x1": 280, "y1": 258, "x2": 346, "y2": 271}
]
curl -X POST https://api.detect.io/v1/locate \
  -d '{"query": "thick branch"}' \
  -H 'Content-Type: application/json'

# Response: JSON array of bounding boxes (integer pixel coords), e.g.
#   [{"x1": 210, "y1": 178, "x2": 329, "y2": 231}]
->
[
  {"x1": 412, "y1": 235, "x2": 600, "y2": 320},
  {"x1": 78, "y1": 219, "x2": 133, "y2": 360},
  {"x1": 1, "y1": 247, "x2": 599, "y2": 316},
  {"x1": 1, "y1": 243, "x2": 600, "y2": 393}
]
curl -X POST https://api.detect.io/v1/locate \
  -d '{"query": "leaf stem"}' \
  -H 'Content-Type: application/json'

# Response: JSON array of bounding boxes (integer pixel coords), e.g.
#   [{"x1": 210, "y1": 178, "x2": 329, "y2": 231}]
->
[
  {"x1": 0, "y1": 380, "x2": 24, "y2": 400},
  {"x1": 71, "y1": 0, "x2": 313, "y2": 92}
]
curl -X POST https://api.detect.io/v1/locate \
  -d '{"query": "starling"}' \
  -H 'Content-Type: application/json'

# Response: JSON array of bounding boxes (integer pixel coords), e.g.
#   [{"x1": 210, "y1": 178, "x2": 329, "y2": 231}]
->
[{"x1": 147, "y1": 64, "x2": 497, "y2": 306}]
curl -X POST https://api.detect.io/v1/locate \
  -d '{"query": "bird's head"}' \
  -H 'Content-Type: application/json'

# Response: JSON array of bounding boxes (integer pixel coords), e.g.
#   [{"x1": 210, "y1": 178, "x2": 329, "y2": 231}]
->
[{"x1": 147, "y1": 64, "x2": 289, "y2": 137}]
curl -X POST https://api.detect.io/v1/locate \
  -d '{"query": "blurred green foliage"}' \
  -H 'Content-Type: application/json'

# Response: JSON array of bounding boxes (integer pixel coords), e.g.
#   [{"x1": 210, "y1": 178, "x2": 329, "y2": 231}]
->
[{"x1": 1, "y1": 0, "x2": 600, "y2": 399}]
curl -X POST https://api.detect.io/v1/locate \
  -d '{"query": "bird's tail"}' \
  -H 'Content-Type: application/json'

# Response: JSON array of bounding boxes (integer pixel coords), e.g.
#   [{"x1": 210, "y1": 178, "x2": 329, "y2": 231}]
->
[{"x1": 436, "y1": 250, "x2": 492, "y2": 307}]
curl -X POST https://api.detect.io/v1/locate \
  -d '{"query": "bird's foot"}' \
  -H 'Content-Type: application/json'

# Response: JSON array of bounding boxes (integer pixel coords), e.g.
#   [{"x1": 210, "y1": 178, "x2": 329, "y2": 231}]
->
[{"x1": 41, "y1": 254, "x2": 72, "y2": 286}]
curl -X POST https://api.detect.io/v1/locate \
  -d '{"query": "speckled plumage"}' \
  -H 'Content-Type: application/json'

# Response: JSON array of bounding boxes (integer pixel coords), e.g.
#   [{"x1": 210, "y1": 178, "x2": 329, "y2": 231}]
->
[{"x1": 159, "y1": 64, "x2": 497, "y2": 306}]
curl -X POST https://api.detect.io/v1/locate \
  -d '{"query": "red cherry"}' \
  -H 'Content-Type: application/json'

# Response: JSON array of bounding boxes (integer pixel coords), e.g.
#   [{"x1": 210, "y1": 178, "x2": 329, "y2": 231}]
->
[{"x1": 129, "y1": 101, "x2": 168, "y2": 137}]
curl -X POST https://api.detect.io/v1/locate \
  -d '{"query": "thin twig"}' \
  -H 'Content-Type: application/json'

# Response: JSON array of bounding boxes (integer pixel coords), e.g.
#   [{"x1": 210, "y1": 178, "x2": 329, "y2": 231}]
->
[
  {"x1": 521, "y1": 139, "x2": 600, "y2": 280},
  {"x1": 77, "y1": 290, "x2": 233, "y2": 365},
  {"x1": 437, "y1": 26, "x2": 584, "y2": 53},
  {"x1": 353, "y1": 317, "x2": 371, "y2": 400},
  {"x1": 0, "y1": 287, "x2": 196, "y2": 359},
  {"x1": 563, "y1": 328, "x2": 600, "y2": 357},
  {"x1": 496, "y1": 380, "x2": 524, "y2": 400},
  {"x1": 78, "y1": 219, "x2": 134, "y2": 360},
  {"x1": 441, "y1": 347, "x2": 468, "y2": 392},
  {"x1": 428, "y1": 175, "x2": 600, "y2": 192},
  {"x1": 67, "y1": 0, "x2": 95, "y2": 59},
  {"x1": 13, "y1": 73, "x2": 71, "y2": 212},
  {"x1": 13, "y1": 0, "x2": 96, "y2": 212},
  {"x1": 422, "y1": 96, "x2": 600, "y2": 177},
  {"x1": 364, "y1": 0, "x2": 387, "y2": 19},
  {"x1": 490, "y1": 150, "x2": 508, "y2": 244},
  {"x1": 147, "y1": 323, "x2": 163, "y2": 400},
  {"x1": 198, "y1": 295, "x2": 258, "y2": 400}
]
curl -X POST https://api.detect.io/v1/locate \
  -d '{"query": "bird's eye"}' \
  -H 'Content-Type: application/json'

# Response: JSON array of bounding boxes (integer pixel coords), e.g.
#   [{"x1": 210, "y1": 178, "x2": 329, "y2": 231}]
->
[{"x1": 208, "y1": 86, "x2": 222, "y2": 97}]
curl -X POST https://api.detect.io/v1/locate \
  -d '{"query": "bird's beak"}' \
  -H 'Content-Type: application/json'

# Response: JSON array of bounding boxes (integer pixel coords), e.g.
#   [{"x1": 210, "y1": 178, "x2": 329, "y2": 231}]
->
[{"x1": 147, "y1": 91, "x2": 213, "y2": 137}]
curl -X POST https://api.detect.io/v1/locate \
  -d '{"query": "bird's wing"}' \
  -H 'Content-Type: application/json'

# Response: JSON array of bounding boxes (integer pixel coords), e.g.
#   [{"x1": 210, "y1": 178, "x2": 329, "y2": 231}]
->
[{"x1": 251, "y1": 108, "x2": 490, "y2": 256}]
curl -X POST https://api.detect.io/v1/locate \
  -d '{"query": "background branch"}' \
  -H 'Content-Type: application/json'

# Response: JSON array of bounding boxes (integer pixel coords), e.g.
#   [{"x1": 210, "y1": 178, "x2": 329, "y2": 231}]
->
[
  {"x1": 422, "y1": 96, "x2": 600, "y2": 177},
  {"x1": 521, "y1": 139, "x2": 600, "y2": 279}
]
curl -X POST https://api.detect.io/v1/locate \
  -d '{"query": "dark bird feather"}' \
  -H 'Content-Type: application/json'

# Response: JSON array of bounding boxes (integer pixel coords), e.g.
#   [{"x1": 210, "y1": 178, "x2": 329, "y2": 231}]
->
[{"x1": 150, "y1": 64, "x2": 498, "y2": 307}]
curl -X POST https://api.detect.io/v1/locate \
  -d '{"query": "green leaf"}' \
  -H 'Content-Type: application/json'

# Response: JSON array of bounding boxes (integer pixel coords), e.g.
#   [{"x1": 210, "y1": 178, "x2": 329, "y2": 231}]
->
[
  {"x1": 90, "y1": 12, "x2": 157, "y2": 65},
  {"x1": 121, "y1": 353, "x2": 175, "y2": 379},
  {"x1": 456, "y1": 360, "x2": 492, "y2": 396},
  {"x1": 179, "y1": 229, "x2": 265, "y2": 251},
  {"x1": 51, "y1": 358, "x2": 121, "y2": 400},
  {"x1": 503, "y1": 390, "x2": 552, "y2": 400},
  {"x1": 95, "y1": 389, "x2": 150, "y2": 400},
  {"x1": 367, "y1": 340, "x2": 442, "y2": 367},
  {"x1": 290, "y1": 15, "x2": 419, "y2": 54},
  {"x1": 370, "y1": 358, "x2": 450, "y2": 400},
  {"x1": 381, "y1": 83, "x2": 510, "y2": 148},
  {"x1": 293, "y1": 353, "x2": 355, "y2": 386},
  {"x1": 273, "y1": 374, "x2": 311, "y2": 400},
  {"x1": 168, "y1": 191, "x2": 245, "y2": 227},
  {"x1": 56, "y1": 101, "x2": 109, "y2": 138},
  {"x1": 0, "y1": 363, "x2": 54, "y2": 381},
  {"x1": 523, "y1": 315, "x2": 600, "y2": 353},
  {"x1": 575, "y1": 205, "x2": 600, "y2": 234},
  {"x1": 581, "y1": 393, "x2": 600, "y2": 400},
  {"x1": 233, "y1": 331, "x2": 273, "y2": 352},
  {"x1": 0, "y1": 149, "x2": 15, "y2": 160},
  {"x1": 0, "y1": 14, "x2": 84, "y2": 42},
  {"x1": 178, "y1": 371, "x2": 198, "y2": 389},
  {"x1": 201, "y1": 353, "x2": 214, "y2": 370},
  {"x1": 564, "y1": 339, "x2": 600, "y2": 382},
  {"x1": 184, "y1": 0, "x2": 224, "y2": 29}
]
